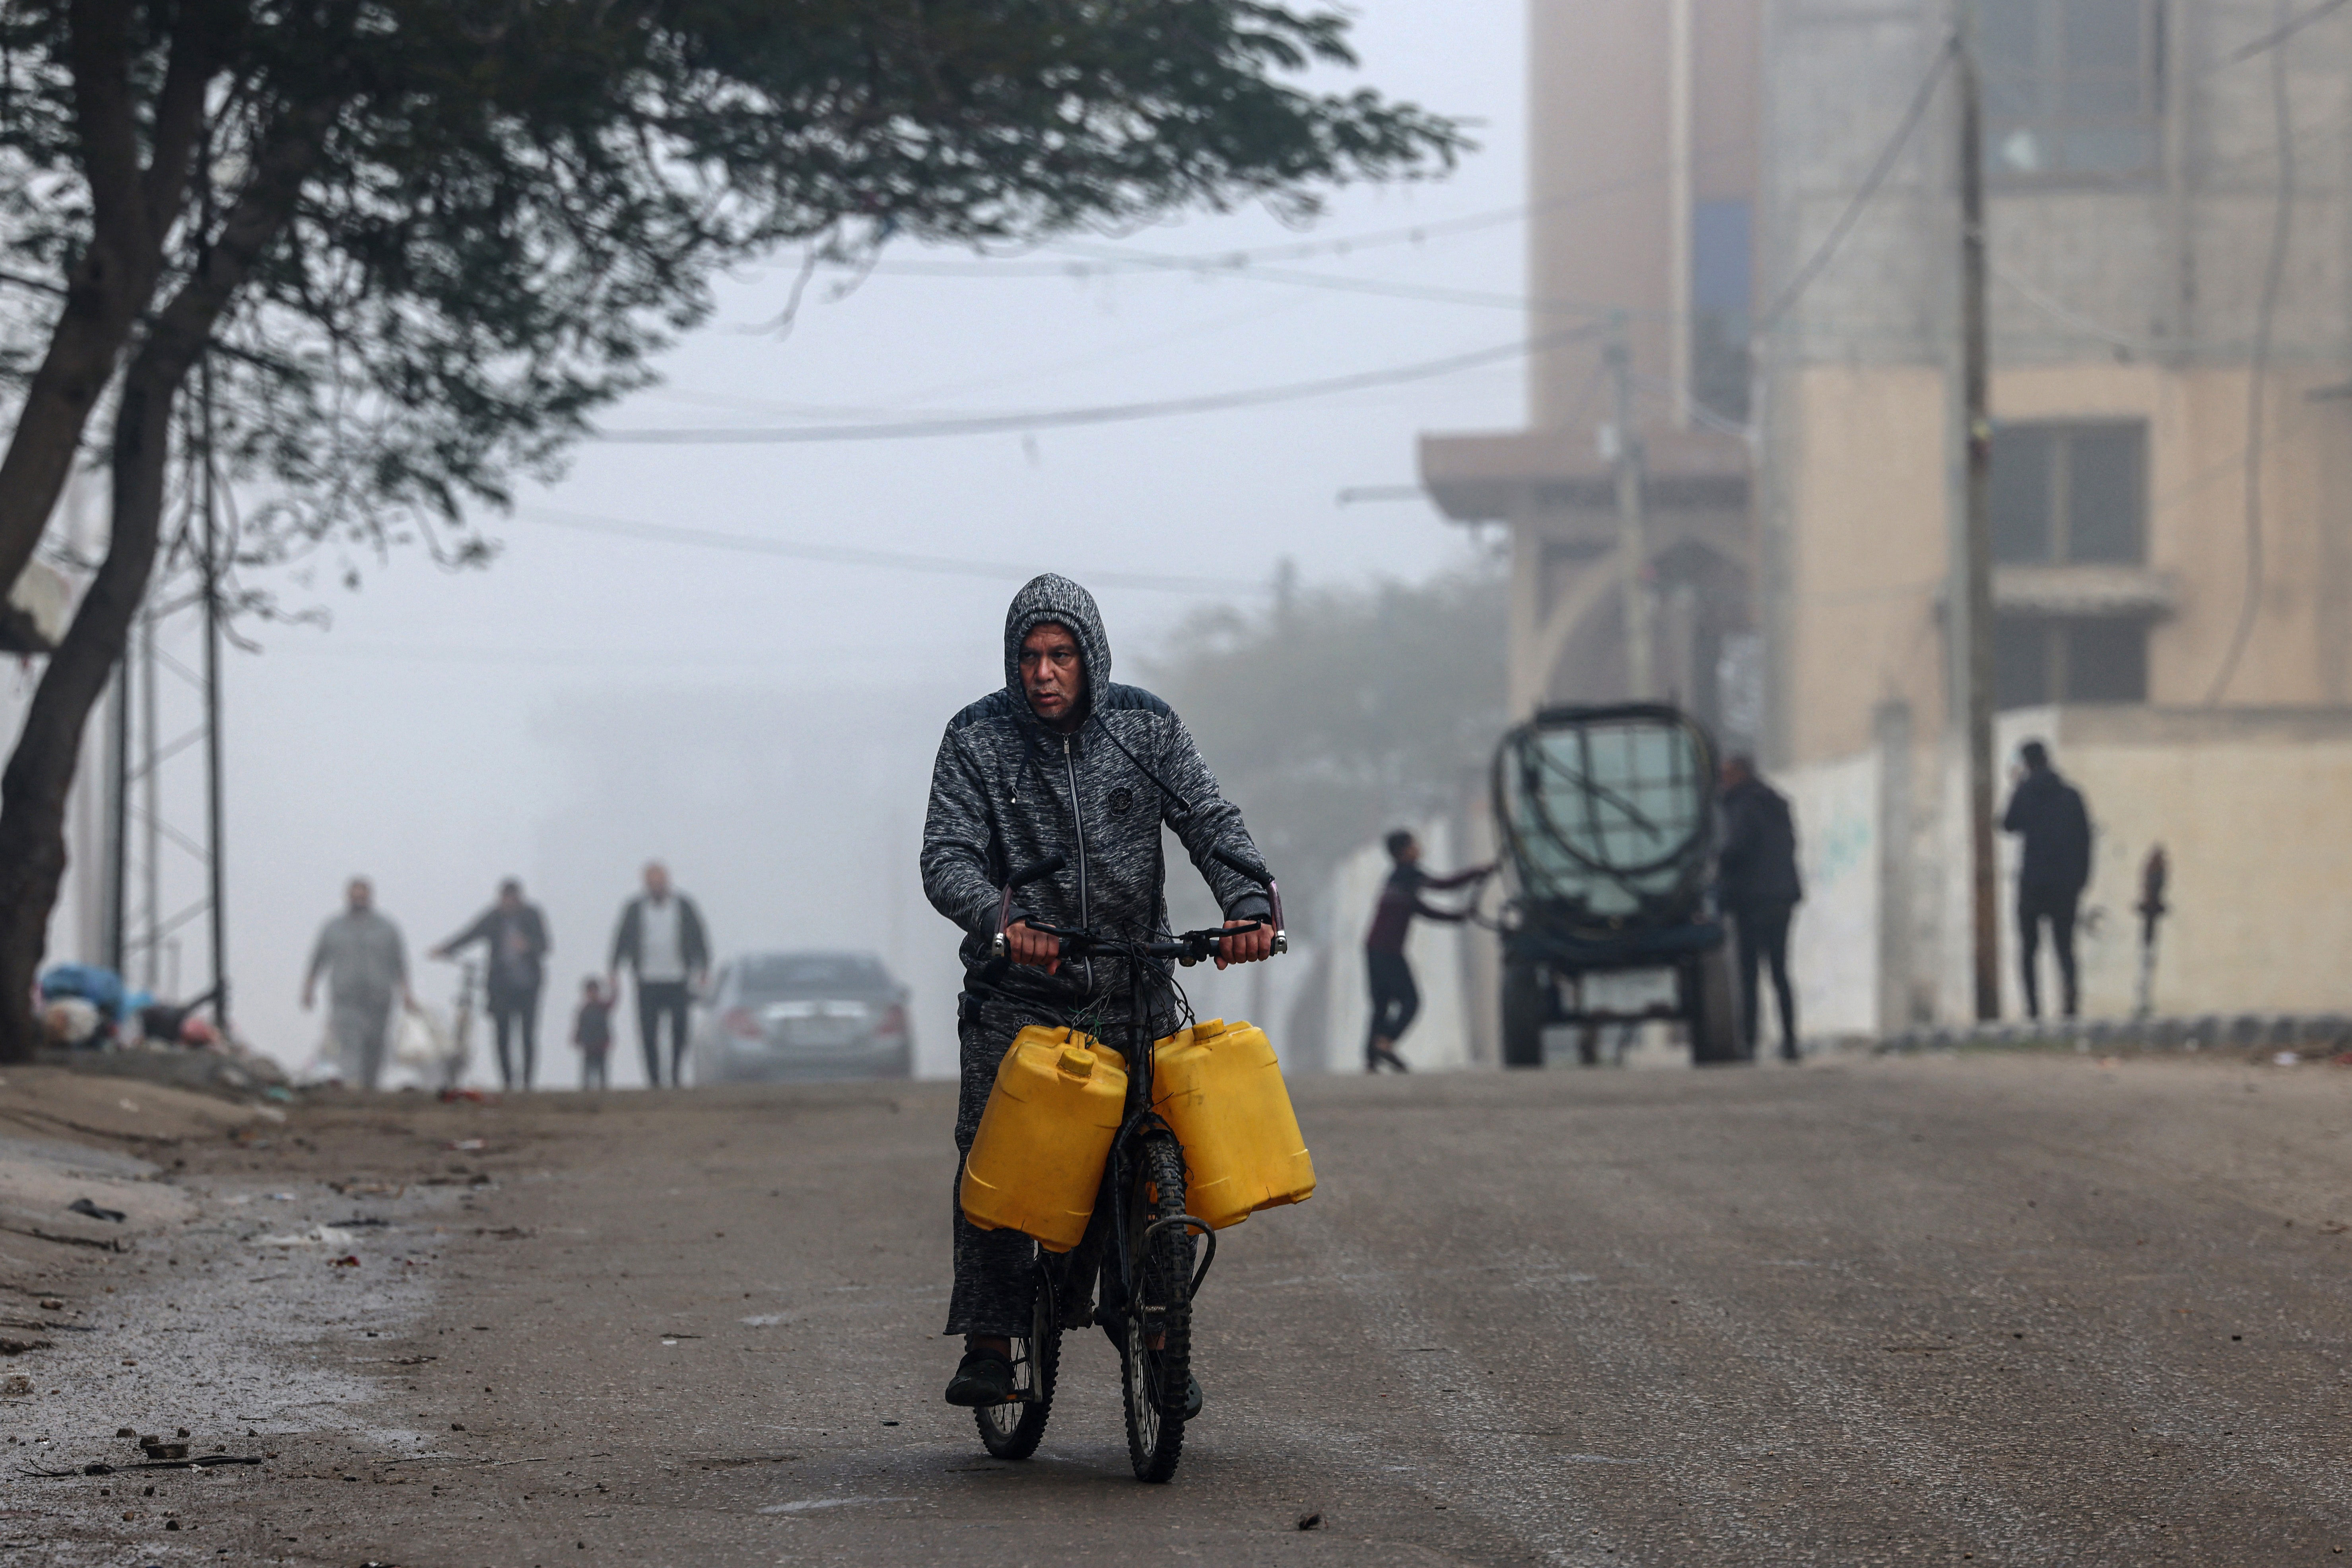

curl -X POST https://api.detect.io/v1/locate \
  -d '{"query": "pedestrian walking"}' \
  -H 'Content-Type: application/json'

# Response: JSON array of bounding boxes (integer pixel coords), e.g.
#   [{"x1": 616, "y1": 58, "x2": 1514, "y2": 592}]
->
[
  {"x1": 432, "y1": 878, "x2": 552, "y2": 1090},
  {"x1": 1717, "y1": 755, "x2": 1804, "y2": 1062},
  {"x1": 2002, "y1": 739, "x2": 2092, "y2": 1020},
  {"x1": 301, "y1": 877, "x2": 412, "y2": 1089},
  {"x1": 607, "y1": 862, "x2": 710, "y2": 1087},
  {"x1": 572, "y1": 975, "x2": 616, "y2": 1091},
  {"x1": 1363, "y1": 829, "x2": 1489, "y2": 1073}
]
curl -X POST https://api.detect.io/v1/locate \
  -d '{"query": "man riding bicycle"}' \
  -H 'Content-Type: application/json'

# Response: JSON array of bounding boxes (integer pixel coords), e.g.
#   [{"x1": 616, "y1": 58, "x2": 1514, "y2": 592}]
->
[{"x1": 921, "y1": 573, "x2": 1276, "y2": 1410}]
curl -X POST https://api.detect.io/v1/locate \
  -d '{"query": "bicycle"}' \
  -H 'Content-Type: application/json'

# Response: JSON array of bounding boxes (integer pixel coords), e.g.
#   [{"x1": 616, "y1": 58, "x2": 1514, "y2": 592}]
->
[{"x1": 968, "y1": 843, "x2": 1284, "y2": 1483}]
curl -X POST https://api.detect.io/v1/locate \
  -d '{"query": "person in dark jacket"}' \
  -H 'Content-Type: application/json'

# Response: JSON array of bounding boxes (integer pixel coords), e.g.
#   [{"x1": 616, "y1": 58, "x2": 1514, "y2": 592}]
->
[
  {"x1": 2001, "y1": 739, "x2": 2092, "y2": 1019},
  {"x1": 921, "y1": 572, "x2": 1274, "y2": 1411},
  {"x1": 606, "y1": 862, "x2": 711, "y2": 1088},
  {"x1": 1717, "y1": 755, "x2": 1803, "y2": 1062},
  {"x1": 1363, "y1": 829, "x2": 1489, "y2": 1073},
  {"x1": 432, "y1": 877, "x2": 551, "y2": 1090}
]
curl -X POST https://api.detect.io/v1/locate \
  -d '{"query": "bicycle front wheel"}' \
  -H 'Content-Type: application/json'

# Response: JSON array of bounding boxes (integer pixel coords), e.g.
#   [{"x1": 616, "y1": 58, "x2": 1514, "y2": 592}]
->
[
  {"x1": 1119, "y1": 1130, "x2": 1193, "y2": 1483},
  {"x1": 975, "y1": 1258, "x2": 1059, "y2": 1460}
]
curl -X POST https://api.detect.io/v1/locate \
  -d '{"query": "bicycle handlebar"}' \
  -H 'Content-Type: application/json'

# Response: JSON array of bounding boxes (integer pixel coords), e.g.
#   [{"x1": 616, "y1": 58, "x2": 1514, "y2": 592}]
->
[
  {"x1": 990, "y1": 854, "x2": 1069, "y2": 959},
  {"x1": 1207, "y1": 844, "x2": 1288, "y2": 955},
  {"x1": 1025, "y1": 920, "x2": 1261, "y2": 968}
]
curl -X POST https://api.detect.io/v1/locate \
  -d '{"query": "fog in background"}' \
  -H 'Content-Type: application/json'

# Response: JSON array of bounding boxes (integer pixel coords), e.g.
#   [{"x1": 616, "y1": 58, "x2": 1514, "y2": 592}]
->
[{"x1": 134, "y1": 2, "x2": 1527, "y2": 1082}]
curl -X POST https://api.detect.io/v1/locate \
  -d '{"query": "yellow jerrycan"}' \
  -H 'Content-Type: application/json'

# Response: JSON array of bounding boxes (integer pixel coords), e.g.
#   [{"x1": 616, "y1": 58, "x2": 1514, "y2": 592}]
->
[
  {"x1": 1150, "y1": 1019, "x2": 1316, "y2": 1230},
  {"x1": 959, "y1": 1026, "x2": 1128, "y2": 1252}
]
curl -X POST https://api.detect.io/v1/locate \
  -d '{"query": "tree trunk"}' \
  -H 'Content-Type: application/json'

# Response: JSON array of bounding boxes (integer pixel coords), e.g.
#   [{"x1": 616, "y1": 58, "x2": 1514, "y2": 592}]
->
[{"x1": 0, "y1": 350, "x2": 178, "y2": 1062}]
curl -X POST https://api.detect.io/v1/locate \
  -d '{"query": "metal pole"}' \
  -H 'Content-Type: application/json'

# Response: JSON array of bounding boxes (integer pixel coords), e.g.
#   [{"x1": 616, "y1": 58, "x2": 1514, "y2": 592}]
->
[
  {"x1": 1606, "y1": 316, "x2": 1656, "y2": 701},
  {"x1": 1956, "y1": 17, "x2": 2000, "y2": 1021},
  {"x1": 201, "y1": 351, "x2": 229, "y2": 1035},
  {"x1": 196, "y1": 116, "x2": 230, "y2": 1036},
  {"x1": 140, "y1": 604, "x2": 159, "y2": 992},
  {"x1": 104, "y1": 661, "x2": 127, "y2": 976}
]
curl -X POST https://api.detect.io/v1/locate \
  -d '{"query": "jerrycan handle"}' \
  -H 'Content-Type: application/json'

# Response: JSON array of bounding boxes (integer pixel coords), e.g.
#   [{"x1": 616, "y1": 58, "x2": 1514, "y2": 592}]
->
[{"x1": 1209, "y1": 844, "x2": 1287, "y2": 955}]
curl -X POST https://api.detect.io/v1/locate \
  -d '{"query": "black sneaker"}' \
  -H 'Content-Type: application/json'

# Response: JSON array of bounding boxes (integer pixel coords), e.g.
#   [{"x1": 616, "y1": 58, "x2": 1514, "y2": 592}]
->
[{"x1": 943, "y1": 1348, "x2": 1014, "y2": 1407}]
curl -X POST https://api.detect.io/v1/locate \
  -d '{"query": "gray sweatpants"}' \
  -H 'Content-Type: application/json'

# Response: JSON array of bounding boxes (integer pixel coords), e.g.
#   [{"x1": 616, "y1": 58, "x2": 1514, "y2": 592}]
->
[
  {"x1": 947, "y1": 1009, "x2": 1042, "y2": 1338},
  {"x1": 330, "y1": 992, "x2": 394, "y2": 1090}
]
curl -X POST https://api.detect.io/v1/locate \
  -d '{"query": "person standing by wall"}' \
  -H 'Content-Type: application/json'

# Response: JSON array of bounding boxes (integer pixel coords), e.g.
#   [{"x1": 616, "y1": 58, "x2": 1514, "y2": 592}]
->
[
  {"x1": 1363, "y1": 829, "x2": 1490, "y2": 1074},
  {"x1": 432, "y1": 878, "x2": 552, "y2": 1090},
  {"x1": 2002, "y1": 739, "x2": 2092, "y2": 1021},
  {"x1": 1717, "y1": 755, "x2": 1804, "y2": 1062},
  {"x1": 301, "y1": 877, "x2": 413, "y2": 1089},
  {"x1": 607, "y1": 861, "x2": 710, "y2": 1087}
]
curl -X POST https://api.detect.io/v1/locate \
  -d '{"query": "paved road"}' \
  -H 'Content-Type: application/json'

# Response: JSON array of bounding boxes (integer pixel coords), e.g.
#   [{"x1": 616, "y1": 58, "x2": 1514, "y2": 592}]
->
[{"x1": 15, "y1": 1052, "x2": 2352, "y2": 1565}]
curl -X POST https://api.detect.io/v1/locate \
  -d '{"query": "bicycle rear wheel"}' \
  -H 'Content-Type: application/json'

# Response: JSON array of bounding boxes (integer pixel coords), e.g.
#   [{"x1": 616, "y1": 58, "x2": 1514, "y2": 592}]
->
[
  {"x1": 1119, "y1": 1130, "x2": 1193, "y2": 1483},
  {"x1": 975, "y1": 1258, "x2": 1059, "y2": 1460}
]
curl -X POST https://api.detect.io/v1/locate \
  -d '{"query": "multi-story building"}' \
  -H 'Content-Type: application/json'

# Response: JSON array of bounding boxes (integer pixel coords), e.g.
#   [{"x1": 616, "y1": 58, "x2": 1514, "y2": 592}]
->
[{"x1": 1421, "y1": 0, "x2": 2352, "y2": 1031}]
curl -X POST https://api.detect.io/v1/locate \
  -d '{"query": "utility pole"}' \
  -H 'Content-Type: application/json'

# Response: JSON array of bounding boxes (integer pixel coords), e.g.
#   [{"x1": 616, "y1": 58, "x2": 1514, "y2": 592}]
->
[
  {"x1": 104, "y1": 664, "x2": 127, "y2": 976},
  {"x1": 140, "y1": 606, "x2": 160, "y2": 992},
  {"x1": 1605, "y1": 316, "x2": 1656, "y2": 700},
  {"x1": 201, "y1": 343, "x2": 230, "y2": 1036},
  {"x1": 1955, "y1": 14, "x2": 1999, "y2": 1021}
]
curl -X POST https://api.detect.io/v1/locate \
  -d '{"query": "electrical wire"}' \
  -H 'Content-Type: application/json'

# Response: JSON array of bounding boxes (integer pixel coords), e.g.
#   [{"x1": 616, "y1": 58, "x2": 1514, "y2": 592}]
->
[
  {"x1": 515, "y1": 504, "x2": 1259, "y2": 594},
  {"x1": 2216, "y1": 0, "x2": 2350, "y2": 67},
  {"x1": 593, "y1": 324, "x2": 1600, "y2": 445},
  {"x1": 1756, "y1": 33, "x2": 1958, "y2": 336},
  {"x1": 2205, "y1": 1, "x2": 2300, "y2": 704}
]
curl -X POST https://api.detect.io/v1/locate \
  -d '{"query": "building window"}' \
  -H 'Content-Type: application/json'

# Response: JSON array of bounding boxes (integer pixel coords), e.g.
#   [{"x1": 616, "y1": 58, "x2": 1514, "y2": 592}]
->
[
  {"x1": 1995, "y1": 616, "x2": 2148, "y2": 706},
  {"x1": 1979, "y1": 0, "x2": 2164, "y2": 181},
  {"x1": 1690, "y1": 198, "x2": 1751, "y2": 423},
  {"x1": 1989, "y1": 421, "x2": 2145, "y2": 565}
]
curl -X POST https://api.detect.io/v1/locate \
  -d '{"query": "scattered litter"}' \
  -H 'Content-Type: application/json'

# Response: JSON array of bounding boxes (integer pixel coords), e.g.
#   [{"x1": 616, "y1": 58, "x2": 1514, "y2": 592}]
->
[
  {"x1": 739, "y1": 1314, "x2": 786, "y2": 1327},
  {"x1": 2274, "y1": 1051, "x2": 2302, "y2": 1067},
  {"x1": 140, "y1": 1440, "x2": 189, "y2": 1461},
  {"x1": 328, "y1": 1217, "x2": 391, "y2": 1229},
  {"x1": 474, "y1": 1226, "x2": 532, "y2": 1240},
  {"x1": 446, "y1": 1139, "x2": 486, "y2": 1152},
  {"x1": 330, "y1": 1180, "x2": 406, "y2": 1198},
  {"x1": 329, "y1": 1255, "x2": 361, "y2": 1268},
  {"x1": 36, "y1": 1300, "x2": 62, "y2": 1312},
  {"x1": 116, "y1": 1098, "x2": 138, "y2": 1113},
  {"x1": 257, "y1": 1226, "x2": 357, "y2": 1248},
  {"x1": 66, "y1": 1199, "x2": 126, "y2": 1223},
  {"x1": 1296, "y1": 1512, "x2": 1323, "y2": 1531},
  {"x1": 116, "y1": 1428, "x2": 135, "y2": 1438},
  {"x1": 756, "y1": 1496, "x2": 909, "y2": 1514},
  {"x1": 22, "y1": 1455, "x2": 264, "y2": 1478},
  {"x1": 439, "y1": 1087, "x2": 494, "y2": 1103},
  {"x1": 1, "y1": 1375, "x2": 32, "y2": 1397},
  {"x1": 267, "y1": 1192, "x2": 297, "y2": 1202},
  {"x1": 0, "y1": 1338, "x2": 54, "y2": 1355}
]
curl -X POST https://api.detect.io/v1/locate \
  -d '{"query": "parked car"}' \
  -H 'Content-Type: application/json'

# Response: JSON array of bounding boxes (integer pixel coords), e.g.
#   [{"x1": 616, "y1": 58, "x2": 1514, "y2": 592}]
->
[{"x1": 688, "y1": 951, "x2": 914, "y2": 1084}]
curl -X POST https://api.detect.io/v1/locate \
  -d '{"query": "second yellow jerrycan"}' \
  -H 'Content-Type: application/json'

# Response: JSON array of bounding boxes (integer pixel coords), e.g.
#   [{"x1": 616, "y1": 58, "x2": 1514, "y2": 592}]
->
[
  {"x1": 1150, "y1": 1019, "x2": 1317, "y2": 1230},
  {"x1": 959, "y1": 1026, "x2": 1128, "y2": 1252}
]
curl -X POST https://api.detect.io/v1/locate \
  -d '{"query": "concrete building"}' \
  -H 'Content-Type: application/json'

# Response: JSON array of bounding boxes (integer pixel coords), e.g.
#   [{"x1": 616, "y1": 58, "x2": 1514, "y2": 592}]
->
[{"x1": 1421, "y1": 0, "x2": 2352, "y2": 1031}]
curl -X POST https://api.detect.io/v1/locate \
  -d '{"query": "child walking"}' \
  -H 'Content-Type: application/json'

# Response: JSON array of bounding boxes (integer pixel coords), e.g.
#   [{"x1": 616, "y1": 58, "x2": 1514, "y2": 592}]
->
[{"x1": 573, "y1": 975, "x2": 615, "y2": 1091}]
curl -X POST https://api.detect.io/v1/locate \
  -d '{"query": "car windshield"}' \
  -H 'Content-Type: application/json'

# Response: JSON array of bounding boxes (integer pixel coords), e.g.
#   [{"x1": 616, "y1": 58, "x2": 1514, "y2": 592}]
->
[{"x1": 737, "y1": 953, "x2": 889, "y2": 997}]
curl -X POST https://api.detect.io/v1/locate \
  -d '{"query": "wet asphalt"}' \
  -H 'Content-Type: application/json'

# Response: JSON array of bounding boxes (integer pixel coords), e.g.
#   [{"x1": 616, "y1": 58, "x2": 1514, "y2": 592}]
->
[{"x1": 13, "y1": 1050, "x2": 2352, "y2": 1566}]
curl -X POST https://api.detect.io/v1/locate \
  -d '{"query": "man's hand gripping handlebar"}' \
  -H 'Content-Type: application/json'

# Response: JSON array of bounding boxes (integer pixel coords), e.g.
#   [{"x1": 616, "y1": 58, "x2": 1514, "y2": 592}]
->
[{"x1": 986, "y1": 844, "x2": 1286, "y2": 973}]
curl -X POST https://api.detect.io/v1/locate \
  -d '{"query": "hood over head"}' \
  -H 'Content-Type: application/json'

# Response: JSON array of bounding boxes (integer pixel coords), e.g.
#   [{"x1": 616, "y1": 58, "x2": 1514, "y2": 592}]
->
[{"x1": 1004, "y1": 573, "x2": 1111, "y2": 721}]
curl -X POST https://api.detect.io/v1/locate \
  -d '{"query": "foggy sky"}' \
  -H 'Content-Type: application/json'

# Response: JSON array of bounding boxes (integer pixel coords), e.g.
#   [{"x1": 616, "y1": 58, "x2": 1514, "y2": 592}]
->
[{"x1": 133, "y1": 1, "x2": 1529, "y2": 1082}]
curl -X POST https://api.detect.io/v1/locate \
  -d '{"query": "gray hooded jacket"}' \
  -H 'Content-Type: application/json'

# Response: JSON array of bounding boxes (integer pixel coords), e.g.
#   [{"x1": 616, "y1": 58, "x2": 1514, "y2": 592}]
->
[{"x1": 921, "y1": 574, "x2": 1271, "y2": 1019}]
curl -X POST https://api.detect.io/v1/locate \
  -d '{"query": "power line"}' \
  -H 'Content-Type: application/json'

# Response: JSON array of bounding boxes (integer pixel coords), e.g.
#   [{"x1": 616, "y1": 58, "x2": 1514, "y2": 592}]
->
[
  {"x1": 1757, "y1": 33, "x2": 1958, "y2": 334},
  {"x1": 516, "y1": 505, "x2": 1259, "y2": 594},
  {"x1": 2219, "y1": 0, "x2": 2350, "y2": 66},
  {"x1": 593, "y1": 325, "x2": 1596, "y2": 446}
]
